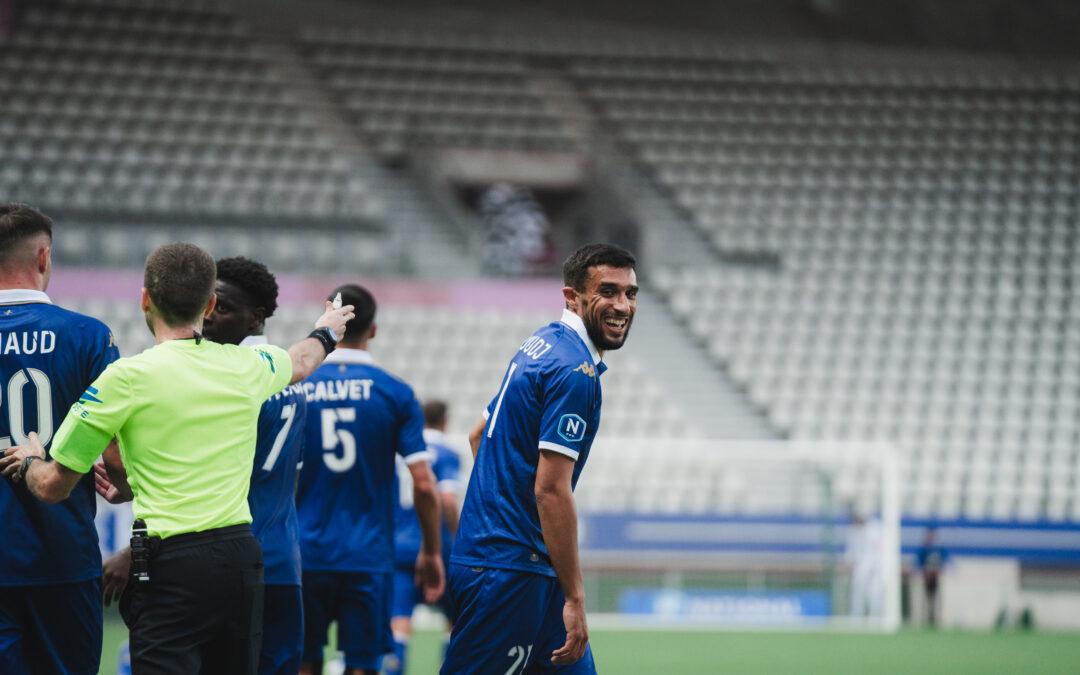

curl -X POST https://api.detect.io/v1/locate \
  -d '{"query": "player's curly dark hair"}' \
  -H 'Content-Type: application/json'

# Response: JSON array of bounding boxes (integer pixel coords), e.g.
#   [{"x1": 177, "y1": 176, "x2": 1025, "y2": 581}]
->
[
  {"x1": 562, "y1": 243, "x2": 636, "y2": 292},
  {"x1": 215, "y1": 256, "x2": 279, "y2": 319}
]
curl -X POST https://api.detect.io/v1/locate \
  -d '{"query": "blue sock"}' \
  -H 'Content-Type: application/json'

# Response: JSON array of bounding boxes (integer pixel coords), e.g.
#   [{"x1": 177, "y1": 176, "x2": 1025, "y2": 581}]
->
[{"x1": 383, "y1": 634, "x2": 407, "y2": 675}]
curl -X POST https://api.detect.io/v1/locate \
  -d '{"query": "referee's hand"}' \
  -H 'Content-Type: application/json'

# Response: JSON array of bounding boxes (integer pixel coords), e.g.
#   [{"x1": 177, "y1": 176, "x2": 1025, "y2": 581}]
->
[{"x1": 314, "y1": 300, "x2": 354, "y2": 341}]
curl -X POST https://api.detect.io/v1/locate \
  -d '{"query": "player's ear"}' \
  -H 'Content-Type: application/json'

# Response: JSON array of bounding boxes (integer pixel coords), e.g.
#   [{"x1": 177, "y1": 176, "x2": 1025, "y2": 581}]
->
[
  {"x1": 36, "y1": 243, "x2": 50, "y2": 275},
  {"x1": 561, "y1": 286, "x2": 578, "y2": 312},
  {"x1": 368, "y1": 323, "x2": 377, "y2": 341},
  {"x1": 140, "y1": 288, "x2": 151, "y2": 313}
]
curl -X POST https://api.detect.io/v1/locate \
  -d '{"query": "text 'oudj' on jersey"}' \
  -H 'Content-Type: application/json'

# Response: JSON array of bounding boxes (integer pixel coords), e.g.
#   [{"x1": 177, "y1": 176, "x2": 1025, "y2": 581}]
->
[
  {"x1": 0, "y1": 290, "x2": 119, "y2": 586},
  {"x1": 452, "y1": 309, "x2": 606, "y2": 578},
  {"x1": 296, "y1": 348, "x2": 429, "y2": 574}
]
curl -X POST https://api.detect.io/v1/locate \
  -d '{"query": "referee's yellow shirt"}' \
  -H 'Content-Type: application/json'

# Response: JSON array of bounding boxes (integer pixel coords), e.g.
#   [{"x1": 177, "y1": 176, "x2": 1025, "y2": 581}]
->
[{"x1": 51, "y1": 338, "x2": 292, "y2": 539}]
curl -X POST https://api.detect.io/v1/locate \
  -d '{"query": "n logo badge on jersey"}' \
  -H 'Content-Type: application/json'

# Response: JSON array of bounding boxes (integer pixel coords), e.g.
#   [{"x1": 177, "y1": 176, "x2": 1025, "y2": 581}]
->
[{"x1": 557, "y1": 413, "x2": 586, "y2": 443}]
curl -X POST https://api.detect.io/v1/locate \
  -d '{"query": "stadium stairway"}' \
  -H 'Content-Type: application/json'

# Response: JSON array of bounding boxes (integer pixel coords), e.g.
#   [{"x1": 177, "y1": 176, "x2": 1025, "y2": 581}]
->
[
  {"x1": 628, "y1": 288, "x2": 778, "y2": 439},
  {"x1": 252, "y1": 36, "x2": 478, "y2": 278}
]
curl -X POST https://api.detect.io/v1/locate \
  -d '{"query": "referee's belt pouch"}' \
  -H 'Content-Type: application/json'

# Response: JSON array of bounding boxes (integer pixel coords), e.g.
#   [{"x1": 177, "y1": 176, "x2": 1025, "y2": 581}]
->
[{"x1": 118, "y1": 536, "x2": 161, "y2": 630}]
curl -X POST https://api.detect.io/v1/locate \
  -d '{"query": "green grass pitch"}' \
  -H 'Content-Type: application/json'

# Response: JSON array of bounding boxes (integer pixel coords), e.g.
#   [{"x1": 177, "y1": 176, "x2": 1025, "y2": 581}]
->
[{"x1": 101, "y1": 614, "x2": 1080, "y2": 674}]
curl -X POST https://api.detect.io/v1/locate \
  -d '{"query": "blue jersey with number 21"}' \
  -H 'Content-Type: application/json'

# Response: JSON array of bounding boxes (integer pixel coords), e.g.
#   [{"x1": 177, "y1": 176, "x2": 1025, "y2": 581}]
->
[
  {"x1": 0, "y1": 291, "x2": 119, "y2": 586},
  {"x1": 452, "y1": 309, "x2": 606, "y2": 578}
]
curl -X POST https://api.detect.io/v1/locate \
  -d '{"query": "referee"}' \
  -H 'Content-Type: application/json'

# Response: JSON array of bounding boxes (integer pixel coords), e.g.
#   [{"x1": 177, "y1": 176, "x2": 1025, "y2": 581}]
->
[{"x1": 1, "y1": 243, "x2": 354, "y2": 674}]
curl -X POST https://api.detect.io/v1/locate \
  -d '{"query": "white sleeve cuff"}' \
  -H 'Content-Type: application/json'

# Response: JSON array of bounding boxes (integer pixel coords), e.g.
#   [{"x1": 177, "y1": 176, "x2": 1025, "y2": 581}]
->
[
  {"x1": 403, "y1": 450, "x2": 435, "y2": 466},
  {"x1": 437, "y1": 479, "x2": 461, "y2": 494},
  {"x1": 538, "y1": 441, "x2": 579, "y2": 461}
]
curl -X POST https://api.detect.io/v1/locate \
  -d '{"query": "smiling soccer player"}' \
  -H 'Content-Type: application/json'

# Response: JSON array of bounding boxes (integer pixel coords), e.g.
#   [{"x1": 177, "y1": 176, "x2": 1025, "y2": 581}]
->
[{"x1": 443, "y1": 243, "x2": 638, "y2": 674}]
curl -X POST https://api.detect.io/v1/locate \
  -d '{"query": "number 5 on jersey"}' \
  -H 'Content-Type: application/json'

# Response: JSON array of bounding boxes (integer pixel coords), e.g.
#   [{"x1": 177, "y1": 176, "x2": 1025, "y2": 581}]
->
[{"x1": 321, "y1": 407, "x2": 356, "y2": 472}]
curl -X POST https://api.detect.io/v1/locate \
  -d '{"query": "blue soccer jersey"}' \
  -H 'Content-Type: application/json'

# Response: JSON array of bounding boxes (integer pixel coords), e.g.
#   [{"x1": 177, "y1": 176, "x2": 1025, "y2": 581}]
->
[
  {"x1": 0, "y1": 289, "x2": 119, "y2": 586},
  {"x1": 452, "y1": 309, "x2": 605, "y2": 578},
  {"x1": 297, "y1": 348, "x2": 430, "y2": 573},
  {"x1": 393, "y1": 428, "x2": 462, "y2": 567},
  {"x1": 245, "y1": 337, "x2": 308, "y2": 586}
]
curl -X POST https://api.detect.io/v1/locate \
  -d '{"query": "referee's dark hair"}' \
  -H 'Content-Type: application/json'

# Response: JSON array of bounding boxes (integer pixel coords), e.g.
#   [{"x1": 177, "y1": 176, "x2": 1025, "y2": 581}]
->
[
  {"x1": 423, "y1": 400, "x2": 449, "y2": 429},
  {"x1": 216, "y1": 256, "x2": 279, "y2": 319},
  {"x1": 562, "y1": 243, "x2": 637, "y2": 292},
  {"x1": 0, "y1": 203, "x2": 53, "y2": 268},
  {"x1": 145, "y1": 243, "x2": 217, "y2": 327},
  {"x1": 329, "y1": 284, "x2": 376, "y2": 339}
]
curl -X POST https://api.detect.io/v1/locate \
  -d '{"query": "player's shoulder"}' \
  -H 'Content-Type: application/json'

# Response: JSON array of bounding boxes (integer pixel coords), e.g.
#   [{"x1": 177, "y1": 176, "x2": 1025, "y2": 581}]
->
[
  {"x1": 36, "y1": 303, "x2": 115, "y2": 337},
  {"x1": 523, "y1": 320, "x2": 592, "y2": 373}
]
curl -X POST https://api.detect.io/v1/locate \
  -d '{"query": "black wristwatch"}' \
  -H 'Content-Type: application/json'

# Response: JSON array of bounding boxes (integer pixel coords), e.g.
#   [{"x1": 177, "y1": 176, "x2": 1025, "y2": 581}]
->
[
  {"x1": 308, "y1": 327, "x2": 339, "y2": 355},
  {"x1": 14, "y1": 455, "x2": 42, "y2": 482}
]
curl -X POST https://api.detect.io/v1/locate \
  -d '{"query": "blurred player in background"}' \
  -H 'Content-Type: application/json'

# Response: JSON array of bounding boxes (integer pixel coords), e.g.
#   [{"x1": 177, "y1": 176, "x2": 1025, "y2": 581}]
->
[
  {"x1": 296, "y1": 284, "x2": 444, "y2": 675},
  {"x1": 443, "y1": 243, "x2": 637, "y2": 674},
  {"x1": 845, "y1": 507, "x2": 885, "y2": 619},
  {"x1": 0, "y1": 203, "x2": 120, "y2": 674},
  {"x1": 917, "y1": 527, "x2": 948, "y2": 628},
  {"x1": 385, "y1": 399, "x2": 463, "y2": 675},
  {"x1": 97, "y1": 256, "x2": 310, "y2": 674}
]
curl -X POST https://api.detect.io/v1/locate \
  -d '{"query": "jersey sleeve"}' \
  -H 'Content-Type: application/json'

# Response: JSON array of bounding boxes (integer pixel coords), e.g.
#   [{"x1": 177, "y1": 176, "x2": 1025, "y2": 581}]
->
[
  {"x1": 251, "y1": 344, "x2": 292, "y2": 401},
  {"x1": 537, "y1": 365, "x2": 595, "y2": 461},
  {"x1": 50, "y1": 361, "x2": 132, "y2": 474},
  {"x1": 397, "y1": 392, "x2": 432, "y2": 465},
  {"x1": 434, "y1": 447, "x2": 462, "y2": 494}
]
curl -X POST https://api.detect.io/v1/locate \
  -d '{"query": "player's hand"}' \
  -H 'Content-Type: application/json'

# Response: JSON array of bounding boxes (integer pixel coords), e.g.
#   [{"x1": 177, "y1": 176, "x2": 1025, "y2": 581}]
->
[
  {"x1": 314, "y1": 300, "x2": 355, "y2": 341},
  {"x1": 102, "y1": 547, "x2": 132, "y2": 607},
  {"x1": 551, "y1": 599, "x2": 589, "y2": 666},
  {"x1": 93, "y1": 461, "x2": 130, "y2": 504},
  {"x1": 415, "y1": 550, "x2": 446, "y2": 604},
  {"x1": 1, "y1": 432, "x2": 47, "y2": 480}
]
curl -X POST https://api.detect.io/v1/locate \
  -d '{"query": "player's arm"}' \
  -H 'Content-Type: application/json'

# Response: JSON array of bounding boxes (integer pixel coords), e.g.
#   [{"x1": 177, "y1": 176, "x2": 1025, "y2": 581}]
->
[
  {"x1": 467, "y1": 416, "x2": 486, "y2": 459},
  {"x1": 535, "y1": 450, "x2": 588, "y2": 665},
  {"x1": 409, "y1": 459, "x2": 445, "y2": 602},
  {"x1": 97, "y1": 439, "x2": 133, "y2": 503},
  {"x1": 286, "y1": 300, "x2": 355, "y2": 384},
  {"x1": 1, "y1": 432, "x2": 83, "y2": 504},
  {"x1": 440, "y1": 488, "x2": 460, "y2": 536}
]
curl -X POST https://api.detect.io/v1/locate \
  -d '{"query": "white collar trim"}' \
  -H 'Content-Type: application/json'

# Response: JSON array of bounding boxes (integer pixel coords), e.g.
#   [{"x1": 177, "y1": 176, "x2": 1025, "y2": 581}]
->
[
  {"x1": 0, "y1": 289, "x2": 52, "y2": 305},
  {"x1": 560, "y1": 309, "x2": 602, "y2": 365},
  {"x1": 324, "y1": 348, "x2": 376, "y2": 366},
  {"x1": 240, "y1": 335, "x2": 269, "y2": 347}
]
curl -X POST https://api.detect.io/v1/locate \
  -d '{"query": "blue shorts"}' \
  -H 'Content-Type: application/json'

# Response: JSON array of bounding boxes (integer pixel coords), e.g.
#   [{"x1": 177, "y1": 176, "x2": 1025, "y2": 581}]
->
[
  {"x1": 260, "y1": 584, "x2": 303, "y2": 675},
  {"x1": 301, "y1": 570, "x2": 392, "y2": 671},
  {"x1": 0, "y1": 578, "x2": 103, "y2": 675},
  {"x1": 392, "y1": 564, "x2": 453, "y2": 620},
  {"x1": 441, "y1": 565, "x2": 596, "y2": 674}
]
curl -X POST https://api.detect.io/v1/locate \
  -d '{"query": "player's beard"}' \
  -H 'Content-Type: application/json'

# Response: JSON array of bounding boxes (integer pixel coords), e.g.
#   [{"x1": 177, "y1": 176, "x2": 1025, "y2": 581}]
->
[{"x1": 584, "y1": 311, "x2": 632, "y2": 351}]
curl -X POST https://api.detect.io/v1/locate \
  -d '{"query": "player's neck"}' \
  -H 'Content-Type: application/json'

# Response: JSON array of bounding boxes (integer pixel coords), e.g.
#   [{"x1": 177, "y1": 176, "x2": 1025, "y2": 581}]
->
[
  {"x1": 0, "y1": 272, "x2": 46, "y2": 292},
  {"x1": 337, "y1": 340, "x2": 369, "y2": 351}
]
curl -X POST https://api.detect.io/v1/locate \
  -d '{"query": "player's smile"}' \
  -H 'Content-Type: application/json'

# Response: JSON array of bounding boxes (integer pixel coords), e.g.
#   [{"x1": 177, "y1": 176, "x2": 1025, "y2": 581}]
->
[{"x1": 580, "y1": 265, "x2": 638, "y2": 352}]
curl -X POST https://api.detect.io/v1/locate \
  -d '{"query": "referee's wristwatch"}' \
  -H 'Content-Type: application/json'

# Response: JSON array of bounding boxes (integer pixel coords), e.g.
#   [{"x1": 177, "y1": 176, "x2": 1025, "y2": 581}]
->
[
  {"x1": 14, "y1": 455, "x2": 42, "y2": 483},
  {"x1": 308, "y1": 326, "x2": 339, "y2": 355}
]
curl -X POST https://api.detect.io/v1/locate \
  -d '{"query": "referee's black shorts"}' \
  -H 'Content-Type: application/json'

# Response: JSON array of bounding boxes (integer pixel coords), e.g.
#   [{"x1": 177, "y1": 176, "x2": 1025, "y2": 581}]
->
[{"x1": 120, "y1": 524, "x2": 264, "y2": 675}]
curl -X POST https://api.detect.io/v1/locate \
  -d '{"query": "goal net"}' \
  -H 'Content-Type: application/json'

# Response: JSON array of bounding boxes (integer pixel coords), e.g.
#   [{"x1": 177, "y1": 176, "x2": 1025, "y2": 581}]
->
[{"x1": 575, "y1": 439, "x2": 902, "y2": 631}]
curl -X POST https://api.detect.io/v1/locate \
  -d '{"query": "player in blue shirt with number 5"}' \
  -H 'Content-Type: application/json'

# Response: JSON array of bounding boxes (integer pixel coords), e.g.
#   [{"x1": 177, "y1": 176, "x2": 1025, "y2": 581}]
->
[{"x1": 443, "y1": 243, "x2": 638, "y2": 674}]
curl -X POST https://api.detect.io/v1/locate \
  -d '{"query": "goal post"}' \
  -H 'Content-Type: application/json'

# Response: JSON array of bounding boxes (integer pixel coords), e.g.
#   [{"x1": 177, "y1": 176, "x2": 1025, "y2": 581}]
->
[{"x1": 576, "y1": 439, "x2": 902, "y2": 632}]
